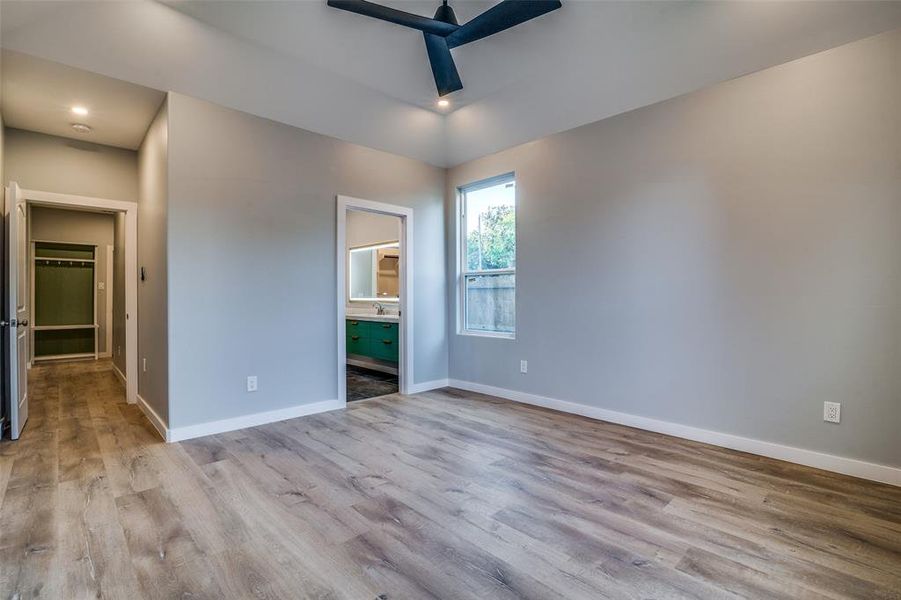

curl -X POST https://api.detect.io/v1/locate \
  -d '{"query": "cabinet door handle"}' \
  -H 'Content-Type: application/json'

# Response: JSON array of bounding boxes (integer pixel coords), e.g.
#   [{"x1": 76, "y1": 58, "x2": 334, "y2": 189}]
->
[
  {"x1": 351, "y1": 335, "x2": 360, "y2": 341},
  {"x1": 382, "y1": 339, "x2": 393, "y2": 345},
  {"x1": 350, "y1": 321, "x2": 358, "y2": 325}
]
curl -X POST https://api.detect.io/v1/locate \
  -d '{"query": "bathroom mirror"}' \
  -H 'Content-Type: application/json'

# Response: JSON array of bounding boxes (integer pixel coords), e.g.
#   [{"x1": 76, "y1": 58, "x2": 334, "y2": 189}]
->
[{"x1": 349, "y1": 242, "x2": 399, "y2": 302}]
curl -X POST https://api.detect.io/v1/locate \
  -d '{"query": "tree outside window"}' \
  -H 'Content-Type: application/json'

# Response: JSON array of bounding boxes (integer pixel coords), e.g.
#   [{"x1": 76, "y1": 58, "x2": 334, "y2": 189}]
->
[{"x1": 460, "y1": 175, "x2": 515, "y2": 335}]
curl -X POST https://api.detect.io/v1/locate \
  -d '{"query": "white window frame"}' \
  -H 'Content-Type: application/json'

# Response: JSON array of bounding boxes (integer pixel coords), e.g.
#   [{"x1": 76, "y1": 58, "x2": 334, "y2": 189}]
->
[{"x1": 457, "y1": 173, "x2": 516, "y2": 339}]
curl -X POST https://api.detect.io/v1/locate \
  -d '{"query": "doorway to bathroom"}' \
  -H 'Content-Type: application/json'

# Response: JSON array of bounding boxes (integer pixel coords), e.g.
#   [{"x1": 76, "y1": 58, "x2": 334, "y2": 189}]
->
[{"x1": 336, "y1": 196, "x2": 412, "y2": 404}]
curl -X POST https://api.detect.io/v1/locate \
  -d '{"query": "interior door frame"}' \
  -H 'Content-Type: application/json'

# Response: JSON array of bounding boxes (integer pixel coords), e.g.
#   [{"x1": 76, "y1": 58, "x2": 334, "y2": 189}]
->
[
  {"x1": 105, "y1": 244, "x2": 114, "y2": 358},
  {"x1": 336, "y1": 195, "x2": 413, "y2": 405},
  {"x1": 14, "y1": 185, "x2": 139, "y2": 405}
]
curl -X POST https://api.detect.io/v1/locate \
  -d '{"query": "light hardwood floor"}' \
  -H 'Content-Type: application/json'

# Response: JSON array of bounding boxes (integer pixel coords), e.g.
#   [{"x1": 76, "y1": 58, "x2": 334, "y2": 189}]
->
[{"x1": 1, "y1": 360, "x2": 899, "y2": 599}]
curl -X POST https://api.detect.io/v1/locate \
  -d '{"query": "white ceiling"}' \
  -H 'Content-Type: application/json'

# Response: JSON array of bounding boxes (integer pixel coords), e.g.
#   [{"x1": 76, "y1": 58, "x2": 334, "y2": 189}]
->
[
  {"x1": 162, "y1": 0, "x2": 507, "y2": 111},
  {"x1": 2, "y1": 1, "x2": 900, "y2": 166},
  {"x1": 1, "y1": 50, "x2": 165, "y2": 150}
]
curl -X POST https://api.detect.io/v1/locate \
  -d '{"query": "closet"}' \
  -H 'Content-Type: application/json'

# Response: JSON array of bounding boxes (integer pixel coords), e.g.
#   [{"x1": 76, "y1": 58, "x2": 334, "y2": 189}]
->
[{"x1": 32, "y1": 241, "x2": 99, "y2": 361}]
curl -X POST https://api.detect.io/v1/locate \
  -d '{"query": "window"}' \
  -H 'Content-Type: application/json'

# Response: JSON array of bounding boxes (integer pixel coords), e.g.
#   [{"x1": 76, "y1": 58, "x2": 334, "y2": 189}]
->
[{"x1": 459, "y1": 174, "x2": 515, "y2": 336}]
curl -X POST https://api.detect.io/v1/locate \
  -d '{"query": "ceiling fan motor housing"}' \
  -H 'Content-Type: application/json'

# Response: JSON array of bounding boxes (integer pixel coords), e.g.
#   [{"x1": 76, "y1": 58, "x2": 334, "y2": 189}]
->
[{"x1": 433, "y1": 1, "x2": 458, "y2": 25}]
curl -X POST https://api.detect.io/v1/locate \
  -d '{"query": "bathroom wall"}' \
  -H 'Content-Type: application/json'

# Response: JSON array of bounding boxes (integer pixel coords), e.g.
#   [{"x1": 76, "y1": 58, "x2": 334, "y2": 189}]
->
[{"x1": 345, "y1": 209, "x2": 401, "y2": 312}]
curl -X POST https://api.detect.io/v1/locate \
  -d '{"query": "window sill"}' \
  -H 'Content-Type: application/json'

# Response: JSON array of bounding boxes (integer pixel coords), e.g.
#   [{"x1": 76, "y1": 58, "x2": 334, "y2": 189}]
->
[{"x1": 458, "y1": 330, "x2": 515, "y2": 340}]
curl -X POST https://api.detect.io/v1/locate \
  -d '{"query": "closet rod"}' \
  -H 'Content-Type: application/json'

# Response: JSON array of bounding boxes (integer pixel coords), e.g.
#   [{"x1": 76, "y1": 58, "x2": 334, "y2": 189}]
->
[{"x1": 34, "y1": 257, "x2": 95, "y2": 263}]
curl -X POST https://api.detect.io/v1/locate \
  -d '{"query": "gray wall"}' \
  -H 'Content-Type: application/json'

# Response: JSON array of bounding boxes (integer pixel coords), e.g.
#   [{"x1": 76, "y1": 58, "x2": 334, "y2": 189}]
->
[
  {"x1": 3, "y1": 128, "x2": 138, "y2": 201},
  {"x1": 166, "y1": 92, "x2": 446, "y2": 429},
  {"x1": 137, "y1": 99, "x2": 169, "y2": 422},
  {"x1": 29, "y1": 206, "x2": 115, "y2": 354},
  {"x1": 446, "y1": 30, "x2": 901, "y2": 468}
]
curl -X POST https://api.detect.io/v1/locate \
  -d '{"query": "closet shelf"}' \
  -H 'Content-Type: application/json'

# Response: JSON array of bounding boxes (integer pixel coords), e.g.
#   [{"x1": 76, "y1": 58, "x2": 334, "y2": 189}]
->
[
  {"x1": 33, "y1": 352, "x2": 96, "y2": 363},
  {"x1": 33, "y1": 324, "x2": 99, "y2": 331}
]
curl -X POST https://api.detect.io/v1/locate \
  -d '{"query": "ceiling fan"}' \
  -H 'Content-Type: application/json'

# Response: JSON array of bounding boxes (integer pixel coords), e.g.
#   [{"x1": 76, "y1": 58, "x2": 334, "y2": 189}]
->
[{"x1": 327, "y1": 0, "x2": 562, "y2": 97}]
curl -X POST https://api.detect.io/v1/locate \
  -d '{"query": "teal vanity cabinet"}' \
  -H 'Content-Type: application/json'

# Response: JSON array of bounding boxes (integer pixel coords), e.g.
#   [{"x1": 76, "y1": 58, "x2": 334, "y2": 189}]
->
[
  {"x1": 346, "y1": 319, "x2": 369, "y2": 356},
  {"x1": 370, "y1": 321, "x2": 398, "y2": 361},
  {"x1": 346, "y1": 319, "x2": 398, "y2": 363}
]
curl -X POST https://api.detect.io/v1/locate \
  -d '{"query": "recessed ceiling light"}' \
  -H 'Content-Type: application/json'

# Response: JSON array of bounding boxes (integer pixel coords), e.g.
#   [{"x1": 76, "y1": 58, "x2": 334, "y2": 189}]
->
[
  {"x1": 71, "y1": 106, "x2": 89, "y2": 116},
  {"x1": 71, "y1": 123, "x2": 93, "y2": 134},
  {"x1": 437, "y1": 99, "x2": 450, "y2": 108}
]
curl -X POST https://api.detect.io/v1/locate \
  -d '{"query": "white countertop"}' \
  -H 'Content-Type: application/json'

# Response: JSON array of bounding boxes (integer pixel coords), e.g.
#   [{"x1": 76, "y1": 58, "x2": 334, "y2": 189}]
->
[{"x1": 346, "y1": 313, "x2": 399, "y2": 323}]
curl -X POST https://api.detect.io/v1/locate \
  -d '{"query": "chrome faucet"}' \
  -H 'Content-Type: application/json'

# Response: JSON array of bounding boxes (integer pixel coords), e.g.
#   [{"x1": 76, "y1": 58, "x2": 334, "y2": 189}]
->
[{"x1": 373, "y1": 302, "x2": 385, "y2": 315}]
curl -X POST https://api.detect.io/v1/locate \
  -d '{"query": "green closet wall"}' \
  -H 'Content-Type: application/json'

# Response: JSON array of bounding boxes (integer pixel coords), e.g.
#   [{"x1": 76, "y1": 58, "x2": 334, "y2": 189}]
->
[{"x1": 33, "y1": 242, "x2": 96, "y2": 358}]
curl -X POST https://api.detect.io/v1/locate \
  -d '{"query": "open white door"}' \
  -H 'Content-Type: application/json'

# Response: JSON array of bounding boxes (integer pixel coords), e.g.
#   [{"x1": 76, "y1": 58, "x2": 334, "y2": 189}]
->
[{"x1": 4, "y1": 183, "x2": 29, "y2": 439}]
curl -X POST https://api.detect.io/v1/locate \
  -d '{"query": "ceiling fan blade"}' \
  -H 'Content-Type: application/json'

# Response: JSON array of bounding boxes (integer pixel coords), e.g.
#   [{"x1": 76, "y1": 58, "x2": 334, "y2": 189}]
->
[
  {"x1": 445, "y1": 0, "x2": 561, "y2": 49},
  {"x1": 327, "y1": 0, "x2": 459, "y2": 37},
  {"x1": 423, "y1": 32, "x2": 463, "y2": 97}
]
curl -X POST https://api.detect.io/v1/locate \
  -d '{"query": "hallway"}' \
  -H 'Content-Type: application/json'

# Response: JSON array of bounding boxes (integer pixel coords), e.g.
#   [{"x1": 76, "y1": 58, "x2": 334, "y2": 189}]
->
[{"x1": 0, "y1": 360, "x2": 162, "y2": 597}]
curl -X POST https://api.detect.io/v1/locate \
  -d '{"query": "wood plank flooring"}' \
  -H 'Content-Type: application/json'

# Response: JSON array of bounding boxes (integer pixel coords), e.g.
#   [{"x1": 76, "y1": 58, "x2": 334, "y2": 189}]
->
[{"x1": 1, "y1": 360, "x2": 899, "y2": 599}]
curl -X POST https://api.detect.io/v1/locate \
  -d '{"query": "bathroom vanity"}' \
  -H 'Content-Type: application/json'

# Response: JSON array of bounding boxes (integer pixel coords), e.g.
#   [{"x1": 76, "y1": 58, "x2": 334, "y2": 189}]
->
[{"x1": 346, "y1": 314, "x2": 399, "y2": 365}]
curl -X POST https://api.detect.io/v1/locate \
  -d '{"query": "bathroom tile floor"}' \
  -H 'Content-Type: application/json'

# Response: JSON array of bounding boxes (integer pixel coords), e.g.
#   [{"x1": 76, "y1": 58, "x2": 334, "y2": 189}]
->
[{"x1": 346, "y1": 364, "x2": 398, "y2": 401}]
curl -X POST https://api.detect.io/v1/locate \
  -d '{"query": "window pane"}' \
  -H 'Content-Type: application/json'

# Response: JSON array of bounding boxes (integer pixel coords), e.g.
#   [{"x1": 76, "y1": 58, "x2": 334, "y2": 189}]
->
[
  {"x1": 465, "y1": 180, "x2": 515, "y2": 272},
  {"x1": 465, "y1": 273, "x2": 515, "y2": 334}
]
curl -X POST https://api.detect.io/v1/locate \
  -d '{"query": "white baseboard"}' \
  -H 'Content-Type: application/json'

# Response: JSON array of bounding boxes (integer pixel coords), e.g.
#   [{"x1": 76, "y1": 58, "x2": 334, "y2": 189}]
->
[
  {"x1": 447, "y1": 379, "x2": 901, "y2": 487},
  {"x1": 136, "y1": 393, "x2": 169, "y2": 442},
  {"x1": 111, "y1": 363, "x2": 127, "y2": 388},
  {"x1": 407, "y1": 378, "x2": 449, "y2": 394},
  {"x1": 167, "y1": 399, "x2": 344, "y2": 443}
]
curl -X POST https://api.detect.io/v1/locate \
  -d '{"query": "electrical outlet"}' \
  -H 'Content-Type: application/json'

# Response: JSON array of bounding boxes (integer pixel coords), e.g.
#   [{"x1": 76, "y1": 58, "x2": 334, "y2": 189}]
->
[
  {"x1": 247, "y1": 376, "x2": 258, "y2": 392},
  {"x1": 823, "y1": 401, "x2": 841, "y2": 424},
  {"x1": 142, "y1": 358, "x2": 147, "y2": 373},
  {"x1": 98, "y1": 281, "x2": 105, "y2": 290},
  {"x1": 117, "y1": 346, "x2": 121, "y2": 356},
  {"x1": 520, "y1": 360, "x2": 528, "y2": 374}
]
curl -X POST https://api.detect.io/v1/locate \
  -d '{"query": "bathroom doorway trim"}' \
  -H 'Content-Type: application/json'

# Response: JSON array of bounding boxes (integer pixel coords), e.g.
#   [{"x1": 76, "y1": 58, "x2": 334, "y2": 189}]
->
[{"x1": 336, "y1": 195, "x2": 413, "y2": 405}]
